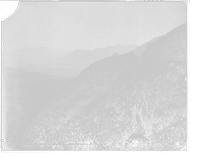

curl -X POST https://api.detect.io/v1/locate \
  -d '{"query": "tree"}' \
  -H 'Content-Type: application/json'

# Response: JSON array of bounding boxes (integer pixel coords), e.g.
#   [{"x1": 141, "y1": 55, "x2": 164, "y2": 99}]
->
[{"x1": 131, "y1": 76, "x2": 176, "y2": 136}]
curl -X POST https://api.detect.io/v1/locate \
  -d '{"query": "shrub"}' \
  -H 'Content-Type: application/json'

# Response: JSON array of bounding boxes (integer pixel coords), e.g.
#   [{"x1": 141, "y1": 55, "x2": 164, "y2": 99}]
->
[{"x1": 151, "y1": 118, "x2": 187, "y2": 151}]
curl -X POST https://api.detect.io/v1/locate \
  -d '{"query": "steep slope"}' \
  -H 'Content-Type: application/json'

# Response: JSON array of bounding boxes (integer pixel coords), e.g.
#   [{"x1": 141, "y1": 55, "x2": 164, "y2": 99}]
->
[
  {"x1": 133, "y1": 36, "x2": 161, "y2": 56},
  {"x1": 133, "y1": 24, "x2": 187, "y2": 58},
  {"x1": 19, "y1": 56, "x2": 187, "y2": 150},
  {"x1": 63, "y1": 61, "x2": 187, "y2": 150},
  {"x1": 141, "y1": 23, "x2": 186, "y2": 62},
  {"x1": 25, "y1": 53, "x2": 140, "y2": 133}
]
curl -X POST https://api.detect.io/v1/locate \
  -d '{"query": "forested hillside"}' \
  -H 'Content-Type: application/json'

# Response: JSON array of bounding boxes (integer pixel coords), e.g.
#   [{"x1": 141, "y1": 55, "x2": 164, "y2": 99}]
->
[
  {"x1": 63, "y1": 61, "x2": 187, "y2": 150},
  {"x1": 5, "y1": 23, "x2": 187, "y2": 151},
  {"x1": 142, "y1": 24, "x2": 187, "y2": 61},
  {"x1": 18, "y1": 53, "x2": 139, "y2": 145},
  {"x1": 18, "y1": 61, "x2": 187, "y2": 150}
]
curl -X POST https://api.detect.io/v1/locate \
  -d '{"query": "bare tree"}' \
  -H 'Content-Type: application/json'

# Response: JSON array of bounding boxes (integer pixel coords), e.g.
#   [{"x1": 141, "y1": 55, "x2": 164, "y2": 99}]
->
[{"x1": 131, "y1": 76, "x2": 174, "y2": 136}]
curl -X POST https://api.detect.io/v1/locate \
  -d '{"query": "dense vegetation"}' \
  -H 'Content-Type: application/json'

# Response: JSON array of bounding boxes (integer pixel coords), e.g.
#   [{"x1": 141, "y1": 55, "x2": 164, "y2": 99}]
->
[
  {"x1": 4, "y1": 23, "x2": 187, "y2": 151},
  {"x1": 18, "y1": 61, "x2": 187, "y2": 150}
]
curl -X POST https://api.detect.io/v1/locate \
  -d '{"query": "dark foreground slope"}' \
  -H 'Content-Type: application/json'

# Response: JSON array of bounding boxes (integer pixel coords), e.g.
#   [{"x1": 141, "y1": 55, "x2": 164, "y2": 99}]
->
[
  {"x1": 65, "y1": 61, "x2": 187, "y2": 150},
  {"x1": 18, "y1": 58, "x2": 187, "y2": 150},
  {"x1": 18, "y1": 59, "x2": 187, "y2": 150}
]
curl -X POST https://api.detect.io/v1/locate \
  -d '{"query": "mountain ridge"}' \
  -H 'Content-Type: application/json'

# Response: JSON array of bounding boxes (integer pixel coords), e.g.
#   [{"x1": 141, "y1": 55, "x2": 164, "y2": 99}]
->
[
  {"x1": 4, "y1": 44, "x2": 138, "y2": 78},
  {"x1": 140, "y1": 23, "x2": 187, "y2": 62},
  {"x1": 132, "y1": 23, "x2": 186, "y2": 60},
  {"x1": 21, "y1": 22, "x2": 187, "y2": 132},
  {"x1": 31, "y1": 53, "x2": 139, "y2": 127}
]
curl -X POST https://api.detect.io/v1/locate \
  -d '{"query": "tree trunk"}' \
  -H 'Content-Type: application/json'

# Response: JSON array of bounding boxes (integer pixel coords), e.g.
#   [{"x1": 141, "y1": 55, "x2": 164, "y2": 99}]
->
[
  {"x1": 145, "y1": 121, "x2": 153, "y2": 137},
  {"x1": 138, "y1": 111, "x2": 153, "y2": 136},
  {"x1": 131, "y1": 115, "x2": 137, "y2": 133},
  {"x1": 131, "y1": 105, "x2": 137, "y2": 133}
]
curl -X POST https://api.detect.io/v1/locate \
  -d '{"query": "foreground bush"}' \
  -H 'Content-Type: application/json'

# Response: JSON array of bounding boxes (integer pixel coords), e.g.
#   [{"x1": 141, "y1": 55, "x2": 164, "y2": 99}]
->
[{"x1": 152, "y1": 118, "x2": 187, "y2": 151}]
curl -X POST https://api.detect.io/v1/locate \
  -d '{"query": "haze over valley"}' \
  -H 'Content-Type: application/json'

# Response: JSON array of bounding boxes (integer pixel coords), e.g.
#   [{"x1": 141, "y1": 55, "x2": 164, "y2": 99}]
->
[
  {"x1": 4, "y1": 44, "x2": 138, "y2": 78},
  {"x1": 2, "y1": 2, "x2": 186, "y2": 151}
]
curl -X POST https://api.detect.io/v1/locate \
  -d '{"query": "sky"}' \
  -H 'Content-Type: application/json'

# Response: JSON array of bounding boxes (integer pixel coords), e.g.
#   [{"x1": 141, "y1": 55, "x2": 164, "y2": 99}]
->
[{"x1": 3, "y1": 2, "x2": 186, "y2": 51}]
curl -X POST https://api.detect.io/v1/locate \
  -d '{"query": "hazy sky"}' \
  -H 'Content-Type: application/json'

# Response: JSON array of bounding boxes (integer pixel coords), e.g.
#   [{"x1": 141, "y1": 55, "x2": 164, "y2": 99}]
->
[{"x1": 3, "y1": 2, "x2": 186, "y2": 51}]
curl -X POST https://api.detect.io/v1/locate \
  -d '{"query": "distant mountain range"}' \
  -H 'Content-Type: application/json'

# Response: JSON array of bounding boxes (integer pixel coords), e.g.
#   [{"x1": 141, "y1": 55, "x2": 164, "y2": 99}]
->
[
  {"x1": 5, "y1": 24, "x2": 186, "y2": 78},
  {"x1": 4, "y1": 44, "x2": 138, "y2": 78}
]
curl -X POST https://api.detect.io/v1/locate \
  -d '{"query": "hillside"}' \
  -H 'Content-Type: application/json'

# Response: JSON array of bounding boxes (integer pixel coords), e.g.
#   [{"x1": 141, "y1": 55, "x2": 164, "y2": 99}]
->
[
  {"x1": 5, "y1": 23, "x2": 187, "y2": 150},
  {"x1": 68, "y1": 61, "x2": 187, "y2": 150},
  {"x1": 19, "y1": 58, "x2": 187, "y2": 150},
  {"x1": 31, "y1": 53, "x2": 139, "y2": 128},
  {"x1": 16, "y1": 53, "x2": 142, "y2": 149},
  {"x1": 133, "y1": 36, "x2": 161, "y2": 57},
  {"x1": 140, "y1": 23, "x2": 186, "y2": 62}
]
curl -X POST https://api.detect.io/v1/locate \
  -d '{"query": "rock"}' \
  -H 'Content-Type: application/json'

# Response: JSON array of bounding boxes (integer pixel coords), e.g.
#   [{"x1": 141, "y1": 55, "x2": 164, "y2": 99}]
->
[{"x1": 125, "y1": 134, "x2": 149, "y2": 150}]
